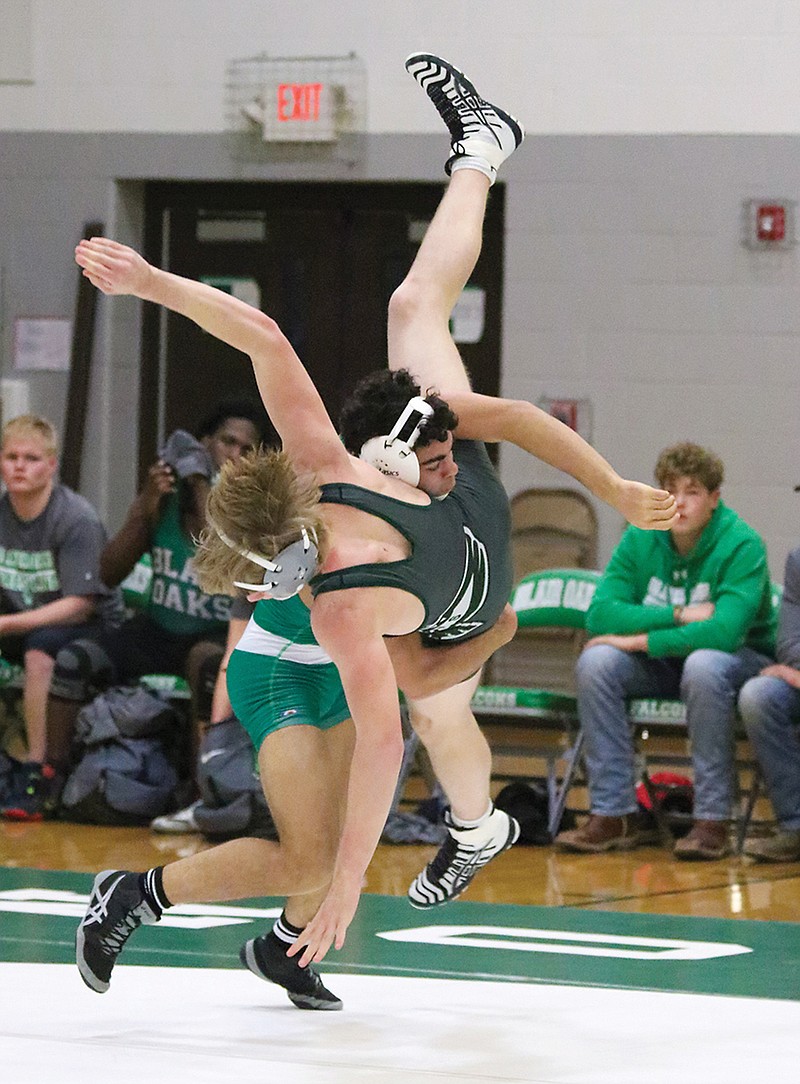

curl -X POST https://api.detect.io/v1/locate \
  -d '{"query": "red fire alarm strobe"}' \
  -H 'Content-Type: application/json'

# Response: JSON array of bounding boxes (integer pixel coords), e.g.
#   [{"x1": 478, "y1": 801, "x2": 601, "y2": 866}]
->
[
  {"x1": 756, "y1": 204, "x2": 785, "y2": 242},
  {"x1": 743, "y1": 199, "x2": 795, "y2": 249}
]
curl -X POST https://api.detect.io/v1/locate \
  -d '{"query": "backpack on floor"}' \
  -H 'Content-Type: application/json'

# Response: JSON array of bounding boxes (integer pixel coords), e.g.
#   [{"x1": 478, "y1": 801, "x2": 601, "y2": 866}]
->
[
  {"x1": 493, "y1": 780, "x2": 576, "y2": 845},
  {"x1": 193, "y1": 716, "x2": 277, "y2": 841},
  {"x1": 636, "y1": 772, "x2": 694, "y2": 839},
  {"x1": 60, "y1": 685, "x2": 180, "y2": 826}
]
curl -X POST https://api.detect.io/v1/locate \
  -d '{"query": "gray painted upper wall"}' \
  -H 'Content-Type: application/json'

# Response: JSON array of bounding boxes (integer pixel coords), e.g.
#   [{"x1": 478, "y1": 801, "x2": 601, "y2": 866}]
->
[
  {"x1": 5, "y1": 0, "x2": 800, "y2": 134},
  {"x1": 1, "y1": 128, "x2": 798, "y2": 582}
]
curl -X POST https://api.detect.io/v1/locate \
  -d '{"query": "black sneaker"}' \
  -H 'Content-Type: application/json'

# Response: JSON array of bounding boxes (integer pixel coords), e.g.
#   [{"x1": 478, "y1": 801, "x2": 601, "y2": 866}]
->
[
  {"x1": 1, "y1": 762, "x2": 63, "y2": 821},
  {"x1": 408, "y1": 805, "x2": 520, "y2": 908},
  {"x1": 405, "y1": 53, "x2": 524, "y2": 181},
  {"x1": 240, "y1": 931, "x2": 343, "y2": 1011},
  {"x1": 76, "y1": 870, "x2": 159, "y2": 993}
]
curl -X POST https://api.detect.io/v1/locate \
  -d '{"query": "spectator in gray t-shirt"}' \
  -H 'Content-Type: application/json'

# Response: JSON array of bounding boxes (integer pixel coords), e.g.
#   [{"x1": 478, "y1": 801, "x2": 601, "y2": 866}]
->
[{"x1": 0, "y1": 414, "x2": 121, "y2": 819}]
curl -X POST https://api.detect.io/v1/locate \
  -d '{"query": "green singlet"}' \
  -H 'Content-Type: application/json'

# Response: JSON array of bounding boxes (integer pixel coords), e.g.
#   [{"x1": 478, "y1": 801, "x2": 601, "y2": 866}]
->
[
  {"x1": 226, "y1": 594, "x2": 350, "y2": 750},
  {"x1": 312, "y1": 441, "x2": 512, "y2": 644}
]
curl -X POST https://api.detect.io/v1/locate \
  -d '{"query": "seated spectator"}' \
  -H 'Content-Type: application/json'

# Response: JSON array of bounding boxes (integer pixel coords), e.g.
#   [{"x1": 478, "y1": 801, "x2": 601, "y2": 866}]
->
[
  {"x1": 556, "y1": 442, "x2": 776, "y2": 860},
  {"x1": 0, "y1": 415, "x2": 122, "y2": 818},
  {"x1": 40, "y1": 399, "x2": 267, "y2": 823},
  {"x1": 738, "y1": 542, "x2": 800, "y2": 862}
]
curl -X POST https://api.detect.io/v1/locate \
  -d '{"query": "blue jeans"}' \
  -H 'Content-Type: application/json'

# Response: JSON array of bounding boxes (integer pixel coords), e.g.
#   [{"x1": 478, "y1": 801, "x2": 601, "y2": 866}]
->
[
  {"x1": 738, "y1": 675, "x2": 800, "y2": 830},
  {"x1": 576, "y1": 644, "x2": 772, "y2": 820}
]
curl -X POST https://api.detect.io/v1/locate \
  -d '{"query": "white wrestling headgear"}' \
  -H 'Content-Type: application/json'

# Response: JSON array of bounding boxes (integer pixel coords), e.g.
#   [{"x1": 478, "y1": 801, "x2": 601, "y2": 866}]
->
[
  {"x1": 211, "y1": 522, "x2": 319, "y2": 599},
  {"x1": 359, "y1": 395, "x2": 435, "y2": 486}
]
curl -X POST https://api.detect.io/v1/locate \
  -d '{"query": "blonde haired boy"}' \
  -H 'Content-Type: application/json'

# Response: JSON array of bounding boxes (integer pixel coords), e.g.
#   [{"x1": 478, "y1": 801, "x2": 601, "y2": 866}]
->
[{"x1": 0, "y1": 414, "x2": 121, "y2": 819}]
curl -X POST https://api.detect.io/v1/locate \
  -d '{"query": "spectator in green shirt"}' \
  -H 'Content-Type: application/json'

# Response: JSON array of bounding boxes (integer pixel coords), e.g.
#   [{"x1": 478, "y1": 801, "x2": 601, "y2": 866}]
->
[{"x1": 556, "y1": 442, "x2": 775, "y2": 860}]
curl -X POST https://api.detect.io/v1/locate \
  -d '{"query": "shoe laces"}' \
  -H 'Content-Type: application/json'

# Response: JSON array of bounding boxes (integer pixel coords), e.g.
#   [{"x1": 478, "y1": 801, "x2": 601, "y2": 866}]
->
[
  {"x1": 84, "y1": 876, "x2": 145, "y2": 957},
  {"x1": 427, "y1": 83, "x2": 499, "y2": 144},
  {"x1": 262, "y1": 935, "x2": 329, "y2": 995},
  {"x1": 426, "y1": 833, "x2": 490, "y2": 884},
  {"x1": 98, "y1": 909, "x2": 145, "y2": 959},
  {"x1": 305, "y1": 966, "x2": 329, "y2": 994}
]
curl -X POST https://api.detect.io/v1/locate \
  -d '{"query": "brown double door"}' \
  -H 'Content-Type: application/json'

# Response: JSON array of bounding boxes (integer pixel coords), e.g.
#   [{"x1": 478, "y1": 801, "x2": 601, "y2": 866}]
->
[{"x1": 140, "y1": 181, "x2": 505, "y2": 474}]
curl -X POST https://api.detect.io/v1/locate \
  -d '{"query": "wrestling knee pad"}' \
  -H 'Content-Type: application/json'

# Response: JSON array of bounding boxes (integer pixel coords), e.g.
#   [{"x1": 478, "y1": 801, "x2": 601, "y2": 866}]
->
[{"x1": 51, "y1": 639, "x2": 115, "y2": 701}]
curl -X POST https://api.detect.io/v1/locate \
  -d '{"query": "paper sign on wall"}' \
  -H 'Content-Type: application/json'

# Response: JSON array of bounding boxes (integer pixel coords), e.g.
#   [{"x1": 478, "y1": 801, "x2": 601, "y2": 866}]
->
[
  {"x1": 450, "y1": 285, "x2": 485, "y2": 344},
  {"x1": 14, "y1": 318, "x2": 72, "y2": 371},
  {"x1": 200, "y1": 277, "x2": 261, "y2": 309}
]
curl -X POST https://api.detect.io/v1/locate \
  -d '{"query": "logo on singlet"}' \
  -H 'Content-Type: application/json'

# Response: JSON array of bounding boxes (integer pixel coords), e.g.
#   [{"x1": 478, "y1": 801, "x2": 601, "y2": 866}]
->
[{"x1": 423, "y1": 526, "x2": 490, "y2": 641}]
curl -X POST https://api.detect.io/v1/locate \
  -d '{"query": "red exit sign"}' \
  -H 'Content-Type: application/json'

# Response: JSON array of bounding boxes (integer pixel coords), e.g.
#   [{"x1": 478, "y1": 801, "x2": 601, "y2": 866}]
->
[
  {"x1": 261, "y1": 80, "x2": 336, "y2": 141},
  {"x1": 277, "y1": 82, "x2": 323, "y2": 122}
]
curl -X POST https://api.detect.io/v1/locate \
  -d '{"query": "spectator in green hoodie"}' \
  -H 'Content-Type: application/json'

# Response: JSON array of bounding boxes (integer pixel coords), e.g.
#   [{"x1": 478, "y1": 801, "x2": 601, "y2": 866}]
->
[{"x1": 556, "y1": 442, "x2": 776, "y2": 860}]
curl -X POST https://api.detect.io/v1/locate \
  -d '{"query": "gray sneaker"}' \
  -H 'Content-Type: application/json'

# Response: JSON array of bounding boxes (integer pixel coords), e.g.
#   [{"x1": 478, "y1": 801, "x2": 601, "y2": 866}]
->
[
  {"x1": 405, "y1": 53, "x2": 524, "y2": 181},
  {"x1": 743, "y1": 829, "x2": 800, "y2": 863},
  {"x1": 150, "y1": 800, "x2": 201, "y2": 834}
]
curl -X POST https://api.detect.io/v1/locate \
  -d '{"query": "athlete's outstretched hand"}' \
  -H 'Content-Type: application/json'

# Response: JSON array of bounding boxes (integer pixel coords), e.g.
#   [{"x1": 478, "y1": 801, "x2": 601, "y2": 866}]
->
[
  {"x1": 615, "y1": 480, "x2": 677, "y2": 531},
  {"x1": 75, "y1": 237, "x2": 153, "y2": 297},
  {"x1": 286, "y1": 877, "x2": 362, "y2": 967}
]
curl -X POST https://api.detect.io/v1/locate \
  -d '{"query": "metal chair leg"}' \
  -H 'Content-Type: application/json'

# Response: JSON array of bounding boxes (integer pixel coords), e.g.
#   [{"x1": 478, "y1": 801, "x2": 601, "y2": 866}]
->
[
  {"x1": 736, "y1": 764, "x2": 762, "y2": 855},
  {"x1": 547, "y1": 727, "x2": 584, "y2": 839},
  {"x1": 639, "y1": 767, "x2": 675, "y2": 847}
]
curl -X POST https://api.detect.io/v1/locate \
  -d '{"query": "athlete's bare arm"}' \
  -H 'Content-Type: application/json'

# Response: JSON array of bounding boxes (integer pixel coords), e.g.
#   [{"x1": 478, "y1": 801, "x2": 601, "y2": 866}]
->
[
  {"x1": 387, "y1": 603, "x2": 517, "y2": 699},
  {"x1": 378, "y1": 164, "x2": 676, "y2": 533},
  {"x1": 74, "y1": 238, "x2": 347, "y2": 477},
  {"x1": 292, "y1": 589, "x2": 408, "y2": 964},
  {"x1": 446, "y1": 392, "x2": 677, "y2": 532}
]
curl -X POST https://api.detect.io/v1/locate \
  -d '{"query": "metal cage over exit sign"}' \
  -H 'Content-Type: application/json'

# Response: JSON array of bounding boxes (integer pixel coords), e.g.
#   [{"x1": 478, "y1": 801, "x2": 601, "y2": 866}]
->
[{"x1": 226, "y1": 52, "x2": 366, "y2": 143}]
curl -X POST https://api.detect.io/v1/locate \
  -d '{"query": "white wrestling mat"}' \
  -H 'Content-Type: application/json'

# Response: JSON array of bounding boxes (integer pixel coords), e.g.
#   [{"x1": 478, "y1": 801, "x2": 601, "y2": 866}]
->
[{"x1": 2, "y1": 961, "x2": 797, "y2": 1083}]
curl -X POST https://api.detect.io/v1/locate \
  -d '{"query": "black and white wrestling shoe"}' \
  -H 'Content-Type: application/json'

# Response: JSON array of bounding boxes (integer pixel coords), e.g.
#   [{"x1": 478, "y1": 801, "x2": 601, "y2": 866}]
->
[
  {"x1": 408, "y1": 805, "x2": 520, "y2": 908},
  {"x1": 405, "y1": 52, "x2": 524, "y2": 183}
]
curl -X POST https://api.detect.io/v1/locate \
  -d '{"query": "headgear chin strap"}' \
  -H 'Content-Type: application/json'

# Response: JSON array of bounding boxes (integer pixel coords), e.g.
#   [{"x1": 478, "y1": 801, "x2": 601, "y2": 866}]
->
[
  {"x1": 359, "y1": 395, "x2": 434, "y2": 486},
  {"x1": 211, "y1": 522, "x2": 320, "y2": 599}
]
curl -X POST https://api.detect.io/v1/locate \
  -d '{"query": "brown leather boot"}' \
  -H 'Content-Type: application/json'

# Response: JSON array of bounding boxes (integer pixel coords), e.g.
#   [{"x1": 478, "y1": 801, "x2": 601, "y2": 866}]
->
[
  {"x1": 555, "y1": 813, "x2": 659, "y2": 853},
  {"x1": 673, "y1": 819, "x2": 730, "y2": 860}
]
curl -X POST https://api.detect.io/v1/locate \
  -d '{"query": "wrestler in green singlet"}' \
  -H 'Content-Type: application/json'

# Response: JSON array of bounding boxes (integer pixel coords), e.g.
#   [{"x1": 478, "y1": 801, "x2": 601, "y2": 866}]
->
[{"x1": 227, "y1": 439, "x2": 511, "y2": 749}]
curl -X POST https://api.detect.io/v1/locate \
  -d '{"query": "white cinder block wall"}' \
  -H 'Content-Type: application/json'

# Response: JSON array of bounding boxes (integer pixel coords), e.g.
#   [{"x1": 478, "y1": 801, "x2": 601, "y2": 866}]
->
[
  {"x1": 2, "y1": 0, "x2": 800, "y2": 575},
  {"x1": 503, "y1": 133, "x2": 800, "y2": 577}
]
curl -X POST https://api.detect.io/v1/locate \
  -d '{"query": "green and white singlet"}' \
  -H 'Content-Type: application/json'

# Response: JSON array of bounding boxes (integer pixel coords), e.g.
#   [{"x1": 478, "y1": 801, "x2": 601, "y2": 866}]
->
[{"x1": 226, "y1": 593, "x2": 350, "y2": 749}]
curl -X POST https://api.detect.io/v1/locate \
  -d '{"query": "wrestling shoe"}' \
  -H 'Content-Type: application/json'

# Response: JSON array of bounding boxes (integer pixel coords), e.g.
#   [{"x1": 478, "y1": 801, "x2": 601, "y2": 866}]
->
[
  {"x1": 76, "y1": 869, "x2": 159, "y2": 993},
  {"x1": 240, "y1": 931, "x2": 343, "y2": 1011},
  {"x1": 405, "y1": 52, "x2": 524, "y2": 182},
  {"x1": 408, "y1": 805, "x2": 520, "y2": 908}
]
